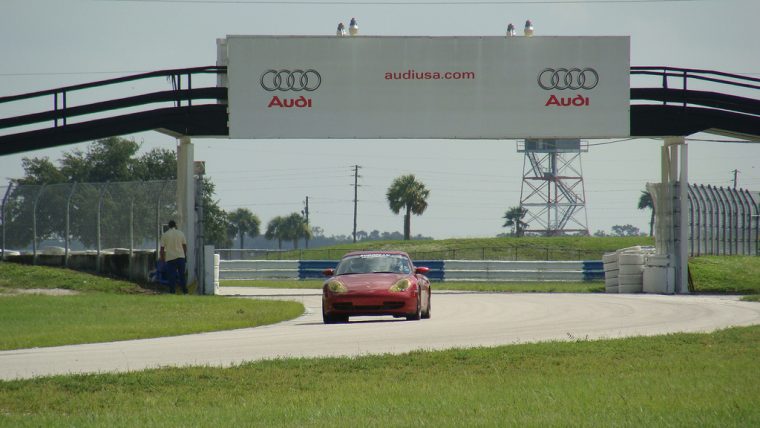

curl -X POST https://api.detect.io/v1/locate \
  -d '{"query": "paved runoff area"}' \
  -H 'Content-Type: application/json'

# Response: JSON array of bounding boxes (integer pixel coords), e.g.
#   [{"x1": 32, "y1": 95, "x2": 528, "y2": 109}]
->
[{"x1": 2, "y1": 288, "x2": 760, "y2": 380}]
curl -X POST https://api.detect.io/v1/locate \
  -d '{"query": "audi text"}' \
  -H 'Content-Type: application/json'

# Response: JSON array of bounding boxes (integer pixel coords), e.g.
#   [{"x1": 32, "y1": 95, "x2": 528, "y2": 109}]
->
[{"x1": 384, "y1": 70, "x2": 476, "y2": 81}]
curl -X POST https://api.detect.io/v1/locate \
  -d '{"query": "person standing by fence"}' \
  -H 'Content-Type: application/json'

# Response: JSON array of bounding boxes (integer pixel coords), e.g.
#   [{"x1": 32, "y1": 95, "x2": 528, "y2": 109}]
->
[{"x1": 160, "y1": 220, "x2": 188, "y2": 294}]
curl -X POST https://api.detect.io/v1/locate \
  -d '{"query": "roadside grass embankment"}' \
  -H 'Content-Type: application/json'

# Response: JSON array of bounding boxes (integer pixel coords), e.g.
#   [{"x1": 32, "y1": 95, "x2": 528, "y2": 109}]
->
[
  {"x1": 250, "y1": 236, "x2": 655, "y2": 261},
  {"x1": 688, "y1": 255, "x2": 760, "y2": 294},
  {"x1": 1, "y1": 325, "x2": 758, "y2": 426},
  {"x1": 0, "y1": 262, "x2": 303, "y2": 351}
]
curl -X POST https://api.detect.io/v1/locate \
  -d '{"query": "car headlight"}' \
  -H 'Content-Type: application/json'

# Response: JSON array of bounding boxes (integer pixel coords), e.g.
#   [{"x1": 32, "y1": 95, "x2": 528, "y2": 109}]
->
[
  {"x1": 389, "y1": 278, "x2": 411, "y2": 292},
  {"x1": 327, "y1": 280, "x2": 347, "y2": 293}
]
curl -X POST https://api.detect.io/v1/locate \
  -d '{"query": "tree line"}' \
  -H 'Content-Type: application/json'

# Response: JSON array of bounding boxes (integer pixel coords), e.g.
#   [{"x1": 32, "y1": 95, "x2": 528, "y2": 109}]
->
[
  {"x1": 4, "y1": 137, "x2": 655, "y2": 248},
  {"x1": 3, "y1": 138, "x2": 437, "y2": 251}
]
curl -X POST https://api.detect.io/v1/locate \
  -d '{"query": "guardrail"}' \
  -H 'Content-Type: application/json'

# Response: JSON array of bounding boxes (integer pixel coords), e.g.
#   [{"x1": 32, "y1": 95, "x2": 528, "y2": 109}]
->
[{"x1": 218, "y1": 260, "x2": 603, "y2": 282}]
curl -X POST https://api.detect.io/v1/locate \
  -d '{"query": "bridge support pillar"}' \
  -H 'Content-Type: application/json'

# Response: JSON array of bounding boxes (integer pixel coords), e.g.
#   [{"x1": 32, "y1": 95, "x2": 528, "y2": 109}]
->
[
  {"x1": 177, "y1": 136, "x2": 196, "y2": 292},
  {"x1": 661, "y1": 136, "x2": 689, "y2": 294}
]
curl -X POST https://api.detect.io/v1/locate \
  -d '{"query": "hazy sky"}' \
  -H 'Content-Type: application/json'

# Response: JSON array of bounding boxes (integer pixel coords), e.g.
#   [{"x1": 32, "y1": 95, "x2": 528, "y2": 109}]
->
[{"x1": 1, "y1": 0, "x2": 759, "y2": 240}]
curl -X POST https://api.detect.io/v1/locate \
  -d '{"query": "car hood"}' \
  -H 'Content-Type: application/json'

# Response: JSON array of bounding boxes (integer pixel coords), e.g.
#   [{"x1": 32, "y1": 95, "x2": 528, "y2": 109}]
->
[{"x1": 335, "y1": 273, "x2": 409, "y2": 291}]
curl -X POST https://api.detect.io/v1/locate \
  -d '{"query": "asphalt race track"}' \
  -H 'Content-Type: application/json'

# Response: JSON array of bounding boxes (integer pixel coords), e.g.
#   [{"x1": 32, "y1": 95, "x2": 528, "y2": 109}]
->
[{"x1": 2, "y1": 288, "x2": 760, "y2": 380}]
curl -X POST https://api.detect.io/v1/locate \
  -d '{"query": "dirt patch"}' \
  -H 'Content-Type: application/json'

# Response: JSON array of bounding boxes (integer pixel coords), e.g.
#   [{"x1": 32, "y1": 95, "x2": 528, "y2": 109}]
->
[{"x1": 0, "y1": 288, "x2": 80, "y2": 296}]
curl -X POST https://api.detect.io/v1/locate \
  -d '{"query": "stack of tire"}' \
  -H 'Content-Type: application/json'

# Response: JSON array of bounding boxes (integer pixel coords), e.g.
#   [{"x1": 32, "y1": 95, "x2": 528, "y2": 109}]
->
[
  {"x1": 603, "y1": 252, "x2": 619, "y2": 293},
  {"x1": 618, "y1": 251, "x2": 647, "y2": 293},
  {"x1": 604, "y1": 246, "x2": 656, "y2": 293}
]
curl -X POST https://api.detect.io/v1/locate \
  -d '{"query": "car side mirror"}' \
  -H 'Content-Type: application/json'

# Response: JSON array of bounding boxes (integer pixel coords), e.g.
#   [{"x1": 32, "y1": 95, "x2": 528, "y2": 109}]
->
[
  {"x1": 415, "y1": 266, "x2": 430, "y2": 275},
  {"x1": 322, "y1": 268, "x2": 335, "y2": 277}
]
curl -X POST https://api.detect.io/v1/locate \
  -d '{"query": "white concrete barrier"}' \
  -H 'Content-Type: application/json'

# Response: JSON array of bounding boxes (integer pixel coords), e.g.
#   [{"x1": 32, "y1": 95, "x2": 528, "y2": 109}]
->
[
  {"x1": 443, "y1": 260, "x2": 587, "y2": 282},
  {"x1": 219, "y1": 260, "x2": 299, "y2": 280}
]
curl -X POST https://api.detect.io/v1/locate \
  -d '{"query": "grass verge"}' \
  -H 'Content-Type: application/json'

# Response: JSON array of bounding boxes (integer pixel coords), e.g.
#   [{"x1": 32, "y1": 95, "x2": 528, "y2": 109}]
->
[
  {"x1": 0, "y1": 263, "x2": 304, "y2": 351},
  {"x1": 0, "y1": 293, "x2": 303, "y2": 350},
  {"x1": 1, "y1": 325, "x2": 758, "y2": 427},
  {"x1": 0, "y1": 261, "x2": 145, "y2": 294},
  {"x1": 689, "y1": 255, "x2": 760, "y2": 294}
]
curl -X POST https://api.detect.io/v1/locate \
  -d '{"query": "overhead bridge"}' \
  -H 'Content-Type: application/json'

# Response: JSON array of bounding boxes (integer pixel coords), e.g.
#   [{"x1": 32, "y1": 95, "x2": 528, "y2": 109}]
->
[
  {"x1": 0, "y1": 66, "x2": 758, "y2": 156},
  {"x1": 0, "y1": 66, "x2": 228, "y2": 155},
  {"x1": 630, "y1": 67, "x2": 760, "y2": 141}
]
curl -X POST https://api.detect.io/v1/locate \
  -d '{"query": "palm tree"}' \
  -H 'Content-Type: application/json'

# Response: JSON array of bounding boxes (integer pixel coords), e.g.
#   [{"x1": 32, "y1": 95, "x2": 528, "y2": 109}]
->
[
  {"x1": 386, "y1": 174, "x2": 430, "y2": 240},
  {"x1": 265, "y1": 216, "x2": 286, "y2": 249},
  {"x1": 638, "y1": 190, "x2": 655, "y2": 237},
  {"x1": 227, "y1": 208, "x2": 261, "y2": 249},
  {"x1": 502, "y1": 206, "x2": 528, "y2": 237},
  {"x1": 281, "y1": 212, "x2": 312, "y2": 249}
]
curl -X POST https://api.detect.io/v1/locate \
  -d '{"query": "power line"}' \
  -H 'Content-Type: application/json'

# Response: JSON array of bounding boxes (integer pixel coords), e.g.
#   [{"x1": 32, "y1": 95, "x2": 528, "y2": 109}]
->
[
  {"x1": 0, "y1": 70, "x2": 151, "y2": 77},
  {"x1": 98, "y1": 0, "x2": 713, "y2": 5},
  {"x1": 587, "y1": 138, "x2": 641, "y2": 146}
]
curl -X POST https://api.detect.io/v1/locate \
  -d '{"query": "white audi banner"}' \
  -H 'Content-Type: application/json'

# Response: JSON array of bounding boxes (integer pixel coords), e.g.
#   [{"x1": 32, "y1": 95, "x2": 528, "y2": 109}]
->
[{"x1": 224, "y1": 36, "x2": 630, "y2": 139}]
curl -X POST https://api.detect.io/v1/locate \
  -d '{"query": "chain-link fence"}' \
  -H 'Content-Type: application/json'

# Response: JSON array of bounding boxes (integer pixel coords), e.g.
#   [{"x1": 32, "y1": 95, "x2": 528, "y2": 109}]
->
[{"x1": 1, "y1": 180, "x2": 177, "y2": 266}]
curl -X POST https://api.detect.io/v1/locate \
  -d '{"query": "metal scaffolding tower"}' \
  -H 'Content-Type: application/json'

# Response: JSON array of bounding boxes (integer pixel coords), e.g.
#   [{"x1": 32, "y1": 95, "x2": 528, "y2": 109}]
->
[{"x1": 518, "y1": 139, "x2": 589, "y2": 236}]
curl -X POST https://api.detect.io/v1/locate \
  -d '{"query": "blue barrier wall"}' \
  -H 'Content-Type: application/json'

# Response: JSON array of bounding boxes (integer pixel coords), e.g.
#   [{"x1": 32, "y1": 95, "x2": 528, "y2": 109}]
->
[
  {"x1": 416, "y1": 260, "x2": 445, "y2": 281},
  {"x1": 299, "y1": 260, "x2": 339, "y2": 280},
  {"x1": 582, "y1": 260, "x2": 605, "y2": 281}
]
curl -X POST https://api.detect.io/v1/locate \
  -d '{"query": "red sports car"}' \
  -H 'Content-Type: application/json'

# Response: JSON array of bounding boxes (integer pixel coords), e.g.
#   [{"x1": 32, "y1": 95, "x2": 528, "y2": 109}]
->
[{"x1": 321, "y1": 251, "x2": 432, "y2": 324}]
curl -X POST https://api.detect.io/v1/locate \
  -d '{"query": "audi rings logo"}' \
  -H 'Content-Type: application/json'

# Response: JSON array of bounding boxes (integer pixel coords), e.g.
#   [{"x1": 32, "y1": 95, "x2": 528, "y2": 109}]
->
[
  {"x1": 260, "y1": 69, "x2": 321, "y2": 92},
  {"x1": 537, "y1": 68, "x2": 599, "y2": 90}
]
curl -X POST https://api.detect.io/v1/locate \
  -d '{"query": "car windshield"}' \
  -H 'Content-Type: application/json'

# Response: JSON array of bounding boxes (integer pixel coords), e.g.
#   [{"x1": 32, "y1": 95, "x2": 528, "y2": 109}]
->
[{"x1": 336, "y1": 254, "x2": 412, "y2": 275}]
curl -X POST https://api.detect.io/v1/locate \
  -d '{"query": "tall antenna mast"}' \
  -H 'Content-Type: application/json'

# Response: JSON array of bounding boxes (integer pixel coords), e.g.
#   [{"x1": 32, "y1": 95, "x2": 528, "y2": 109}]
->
[{"x1": 517, "y1": 139, "x2": 589, "y2": 235}]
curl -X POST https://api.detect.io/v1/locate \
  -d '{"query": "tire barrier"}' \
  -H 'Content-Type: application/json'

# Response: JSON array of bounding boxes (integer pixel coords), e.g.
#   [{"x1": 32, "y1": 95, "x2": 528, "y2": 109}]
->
[{"x1": 604, "y1": 246, "x2": 661, "y2": 294}]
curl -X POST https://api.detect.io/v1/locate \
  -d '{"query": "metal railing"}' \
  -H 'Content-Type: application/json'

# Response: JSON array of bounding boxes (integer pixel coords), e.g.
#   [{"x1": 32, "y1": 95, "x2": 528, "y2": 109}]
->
[
  {"x1": 0, "y1": 66, "x2": 226, "y2": 131},
  {"x1": 0, "y1": 66, "x2": 228, "y2": 155},
  {"x1": 630, "y1": 66, "x2": 760, "y2": 112}
]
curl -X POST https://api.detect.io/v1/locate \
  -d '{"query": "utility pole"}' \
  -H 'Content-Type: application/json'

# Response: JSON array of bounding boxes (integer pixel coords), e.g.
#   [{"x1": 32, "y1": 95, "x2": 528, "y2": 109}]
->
[
  {"x1": 351, "y1": 165, "x2": 361, "y2": 243},
  {"x1": 302, "y1": 196, "x2": 310, "y2": 249},
  {"x1": 731, "y1": 169, "x2": 739, "y2": 189}
]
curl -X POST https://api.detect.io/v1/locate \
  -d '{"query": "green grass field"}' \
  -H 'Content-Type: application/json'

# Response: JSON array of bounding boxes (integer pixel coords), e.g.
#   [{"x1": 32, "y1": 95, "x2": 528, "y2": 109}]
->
[
  {"x1": 1, "y1": 326, "x2": 758, "y2": 427},
  {"x1": 0, "y1": 263, "x2": 303, "y2": 351},
  {"x1": 689, "y1": 255, "x2": 760, "y2": 294},
  {"x1": 1, "y1": 252, "x2": 759, "y2": 426}
]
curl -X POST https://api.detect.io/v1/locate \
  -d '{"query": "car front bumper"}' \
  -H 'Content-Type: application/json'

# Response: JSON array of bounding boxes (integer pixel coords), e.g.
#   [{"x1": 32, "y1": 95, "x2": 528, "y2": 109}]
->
[{"x1": 323, "y1": 291, "x2": 417, "y2": 317}]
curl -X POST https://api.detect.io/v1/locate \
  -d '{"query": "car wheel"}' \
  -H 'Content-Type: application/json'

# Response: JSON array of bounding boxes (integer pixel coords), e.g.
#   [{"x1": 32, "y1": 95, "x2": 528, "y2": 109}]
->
[
  {"x1": 323, "y1": 311, "x2": 337, "y2": 324},
  {"x1": 406, "y1": 294, "x2": 422, "y2": 321},
  {"x1": 422, "y1": 292, "x2": 431, "y2": 319},
  {"x1": 322, "y1": 304, "x2": 340, "y2": 324}
]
